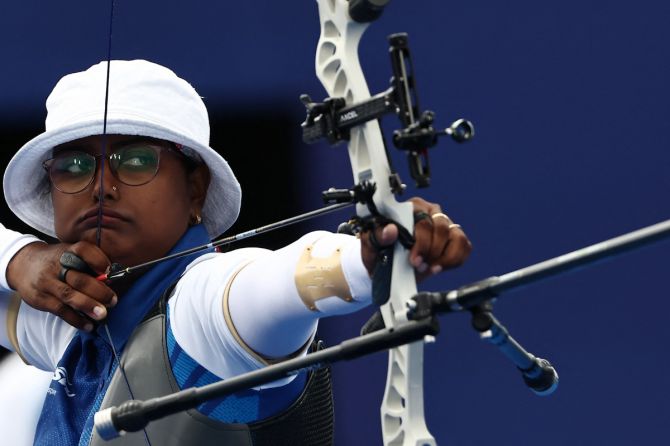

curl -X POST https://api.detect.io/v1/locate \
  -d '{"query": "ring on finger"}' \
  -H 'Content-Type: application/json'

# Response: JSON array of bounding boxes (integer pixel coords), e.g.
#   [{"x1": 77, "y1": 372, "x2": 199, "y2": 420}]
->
[
  {"x1": 431, "y1": 212, "x2": 450, "y2": 222},
  {"x1": 413, "y1": 211, "x2": 431, "y2": 224},
  {"x1": 58, "y1": 267, "x2": 70, "y2": 282},
  {"x1": 448, "y1": 223, "x2": 462, "y2": 230}
]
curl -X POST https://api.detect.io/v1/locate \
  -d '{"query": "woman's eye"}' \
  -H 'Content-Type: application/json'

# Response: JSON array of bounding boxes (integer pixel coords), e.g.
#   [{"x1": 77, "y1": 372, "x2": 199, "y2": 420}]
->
[
  {"x1": 60, "y1": 156, "x2": 94, "y2": 175},
  {"x1": 122, "y1": 156, "x2": 149, "y2": 167},
  {"x1": 117, "y1": 148, "x2": 157, "y2": 170}
]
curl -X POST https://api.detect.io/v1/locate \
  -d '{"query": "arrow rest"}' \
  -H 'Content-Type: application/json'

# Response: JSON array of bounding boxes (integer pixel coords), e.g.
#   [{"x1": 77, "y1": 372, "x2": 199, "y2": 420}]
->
[
  {"x1": 324, "y1": 182, "x2": 414, "y2": 250},
  {"x1": 323, "y1": 182, "x2": 417, "y2": 307}
]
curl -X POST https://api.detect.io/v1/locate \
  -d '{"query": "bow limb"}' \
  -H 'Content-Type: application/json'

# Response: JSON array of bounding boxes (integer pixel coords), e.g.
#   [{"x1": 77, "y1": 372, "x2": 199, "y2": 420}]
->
[{"x1": 314, "y1": 1, "x2": 435, "y2": 445}]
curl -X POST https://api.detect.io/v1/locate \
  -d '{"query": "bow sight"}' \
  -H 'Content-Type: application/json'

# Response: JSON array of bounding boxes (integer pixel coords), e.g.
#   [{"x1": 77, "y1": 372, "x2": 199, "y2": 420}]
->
[{"x1": 301, "y1": 32, "x2": 474, "y2": 189}]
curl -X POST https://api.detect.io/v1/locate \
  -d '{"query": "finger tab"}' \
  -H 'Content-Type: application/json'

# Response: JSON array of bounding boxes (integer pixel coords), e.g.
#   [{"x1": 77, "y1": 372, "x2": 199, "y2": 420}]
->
[{"x1": 59, "y1": 252, "x2": 97, "y2": 276}]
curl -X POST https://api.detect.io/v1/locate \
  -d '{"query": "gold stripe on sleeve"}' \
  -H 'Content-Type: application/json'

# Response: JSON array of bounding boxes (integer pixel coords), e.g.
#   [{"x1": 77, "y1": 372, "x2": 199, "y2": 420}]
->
[
  {"x1": 6, "y1": 294, "x2": 30, "y2": 365},
  {"x1": 222, "y1": 261, "x2": 311, "y2": 365}
]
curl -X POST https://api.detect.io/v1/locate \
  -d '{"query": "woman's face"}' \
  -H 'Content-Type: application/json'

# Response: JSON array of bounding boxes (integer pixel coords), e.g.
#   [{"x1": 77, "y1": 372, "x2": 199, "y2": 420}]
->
[{"x1": 50, "y1": 134, "x2": 209, "y2": 267}]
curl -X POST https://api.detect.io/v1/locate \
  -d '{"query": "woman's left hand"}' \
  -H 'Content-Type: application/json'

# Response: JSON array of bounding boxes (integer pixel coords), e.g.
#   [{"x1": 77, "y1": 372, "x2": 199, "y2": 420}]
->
[{"x1": 361, "y1": 197, "x2": 472, "y2": 282}]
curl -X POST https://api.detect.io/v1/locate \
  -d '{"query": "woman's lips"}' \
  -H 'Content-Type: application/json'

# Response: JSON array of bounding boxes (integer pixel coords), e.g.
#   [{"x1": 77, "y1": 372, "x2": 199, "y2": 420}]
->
[{"x1": 78, "y1": 208, "x2": 129, "y2": 230}]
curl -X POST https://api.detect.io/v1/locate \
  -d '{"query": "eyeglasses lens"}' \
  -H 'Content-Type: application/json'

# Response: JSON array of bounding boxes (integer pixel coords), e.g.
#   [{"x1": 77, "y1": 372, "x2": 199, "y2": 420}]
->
[
  {"x1": 109, "y1": 146, "x2": 160, "y2": 185},
  {"x1": 48, "y1": 152, "x2": 97, "y2": 194},
  {"x1": 46, "y1": 145, "x2": 162, "y2": 193}
]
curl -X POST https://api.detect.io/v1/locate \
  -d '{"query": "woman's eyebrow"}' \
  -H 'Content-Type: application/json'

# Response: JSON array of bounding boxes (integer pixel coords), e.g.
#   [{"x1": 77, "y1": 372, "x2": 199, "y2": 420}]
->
[
  {"x1": 54, "y1": 137, "x2": 162, "y2": 154},
  {"x1": 110, "y1": 137, "x2": 159, "y2": 149},
  {"x1": 53, "y1": 142, "x2": 95, "y2": 154}
]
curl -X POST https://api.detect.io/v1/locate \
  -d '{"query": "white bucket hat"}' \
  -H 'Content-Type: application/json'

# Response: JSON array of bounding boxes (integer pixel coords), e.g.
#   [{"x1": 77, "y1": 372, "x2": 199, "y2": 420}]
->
[{"x1": 3, "y1": 59, "x2": 241, "y2": 239}]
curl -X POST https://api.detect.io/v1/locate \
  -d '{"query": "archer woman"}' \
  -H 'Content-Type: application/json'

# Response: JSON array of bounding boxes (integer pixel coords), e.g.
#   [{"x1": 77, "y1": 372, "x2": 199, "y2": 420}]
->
[{"x1": 0, "y1": 59, "x2": 471, "y2": 445}]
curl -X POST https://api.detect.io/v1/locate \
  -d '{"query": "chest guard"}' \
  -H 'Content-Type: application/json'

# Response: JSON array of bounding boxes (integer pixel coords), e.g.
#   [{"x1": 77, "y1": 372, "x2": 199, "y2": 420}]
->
[{"x1": 89, "y1": 310, "x2": 334, "y2": 445}]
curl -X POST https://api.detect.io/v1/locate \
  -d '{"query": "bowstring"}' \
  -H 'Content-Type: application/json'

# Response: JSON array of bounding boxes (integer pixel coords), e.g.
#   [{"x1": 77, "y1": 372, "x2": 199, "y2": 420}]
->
[
  {"x1": 96, "y1": 0, "x2": 113, "y2": 247},
  {"x1": 96, "y1": 1, "x2": 152, "y2": 444}
]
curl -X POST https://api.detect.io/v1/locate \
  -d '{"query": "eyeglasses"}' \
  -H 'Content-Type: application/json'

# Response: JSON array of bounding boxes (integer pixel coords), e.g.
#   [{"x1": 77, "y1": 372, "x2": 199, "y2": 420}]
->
[{"x1": 43, "y1": 143, "x2": 184, "y2": 194}]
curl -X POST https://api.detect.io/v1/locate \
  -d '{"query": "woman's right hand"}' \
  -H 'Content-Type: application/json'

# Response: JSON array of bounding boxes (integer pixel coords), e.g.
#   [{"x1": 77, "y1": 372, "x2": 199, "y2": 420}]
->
[{"x1": 7, "y1": 241, "x2": 117, "y2": 331}]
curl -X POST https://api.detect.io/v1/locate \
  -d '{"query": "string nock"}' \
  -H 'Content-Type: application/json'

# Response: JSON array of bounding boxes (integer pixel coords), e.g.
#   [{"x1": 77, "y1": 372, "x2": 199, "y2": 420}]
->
[
  {"x1": 444, "y1": 118, "x2": 475, "y2": 143},
  {"x1": 98, "y1": 263, "x2": 129, "y2": 283}
]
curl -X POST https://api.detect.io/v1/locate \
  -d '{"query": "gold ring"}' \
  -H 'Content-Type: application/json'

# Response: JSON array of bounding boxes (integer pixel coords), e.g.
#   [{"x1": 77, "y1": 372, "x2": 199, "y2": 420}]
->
[
  {"x1": 431, "y1": 212, "x2": 450, "y2": 221},
  {"x1": 448, "y1": 223, "x2": 462, "y2": 230}
]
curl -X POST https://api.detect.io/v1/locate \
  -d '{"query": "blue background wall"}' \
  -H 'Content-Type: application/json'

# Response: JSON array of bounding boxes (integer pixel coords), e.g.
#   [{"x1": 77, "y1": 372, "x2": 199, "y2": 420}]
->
[{"x1": 1, "y1": 1, "x2": 669, "y2": 445}]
